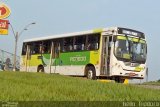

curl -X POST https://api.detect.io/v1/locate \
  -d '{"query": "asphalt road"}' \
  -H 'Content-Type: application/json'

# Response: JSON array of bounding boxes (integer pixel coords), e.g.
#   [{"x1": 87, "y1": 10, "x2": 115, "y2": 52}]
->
[{"x1": 135, "y1": 84, "x2": 160, "y2": 90}]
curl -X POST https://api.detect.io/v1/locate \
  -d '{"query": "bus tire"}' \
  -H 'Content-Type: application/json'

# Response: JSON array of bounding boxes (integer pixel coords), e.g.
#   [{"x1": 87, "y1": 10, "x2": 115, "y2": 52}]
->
[
  {"x1": 115, "y1": 77, "x2": 125, "y2": 83},
  {"x1": 37, "y1": 65, "x2": 44, "y2": 72},
  {"x1": 86, "y1": 66, "x2": 96, "y2": 80}
]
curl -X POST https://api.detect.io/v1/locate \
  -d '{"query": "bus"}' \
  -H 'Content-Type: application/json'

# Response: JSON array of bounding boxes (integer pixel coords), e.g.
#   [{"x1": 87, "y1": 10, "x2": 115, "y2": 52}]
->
[{"x1": 20, "y1": 27, "x2": 147, "y2": 83}]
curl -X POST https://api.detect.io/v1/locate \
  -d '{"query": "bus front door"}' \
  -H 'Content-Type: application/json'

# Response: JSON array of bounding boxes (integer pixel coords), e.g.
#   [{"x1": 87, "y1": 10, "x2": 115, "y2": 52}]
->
[{"x1": 100, "y1": 36, "x2": 111, "y2": 76}]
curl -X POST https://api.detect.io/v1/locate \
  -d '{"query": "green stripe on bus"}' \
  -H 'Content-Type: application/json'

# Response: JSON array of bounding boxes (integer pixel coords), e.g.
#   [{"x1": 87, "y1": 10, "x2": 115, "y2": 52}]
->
[{"x1": 60, "y1": 51, "x2": 90, "y2": 65}]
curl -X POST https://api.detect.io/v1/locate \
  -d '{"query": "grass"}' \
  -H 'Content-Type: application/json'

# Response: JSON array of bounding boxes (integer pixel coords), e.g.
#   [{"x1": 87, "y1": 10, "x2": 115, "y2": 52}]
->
[{"x1": 0, "y1": 71, "x2": 160, "y2": 101}]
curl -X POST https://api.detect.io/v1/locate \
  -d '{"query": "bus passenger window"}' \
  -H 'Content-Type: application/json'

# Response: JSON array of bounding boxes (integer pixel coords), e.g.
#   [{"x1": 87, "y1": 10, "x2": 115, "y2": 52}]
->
[
  {"x1": 42, "y1": 41, "x2": 51, "y2": 54},
  {"x1": 63, "y1": 37, "x2": 73, "y2": 52},
  {"x1": 22, "y1": 43, "x2": 27, "y2": 55},
  {"x1": 87, "y1": 34, "x2": 100, "y2": 50},
  {"x1": 74, "y1": 36, "x2": 86, "y2": 51},
  {"x1": 31, "y1": 42, "x2": 42, "y2": 54}
]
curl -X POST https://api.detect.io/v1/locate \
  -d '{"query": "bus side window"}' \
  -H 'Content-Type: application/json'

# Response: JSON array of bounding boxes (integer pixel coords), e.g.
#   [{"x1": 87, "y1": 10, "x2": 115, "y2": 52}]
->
[
  {"x1": 74, "y1": 36, "x2": 85, "y2": 51},
  {"x1": 63, "y1": 37, "x2": 73, "y2": 52},
  {"x1": 60, "y1": 39, "x2": 64, "y2": 52},
  {"x1": 87, "y1": 34, "x2": 100, "y2": 50},
  {"x1": 31, "y1": 42, "x2": 41, "y2": 54},
  {"x1": 42, "y1": 41, "x2": 51, "y2": 54},
  {"x1": 22, "y1": 43, "x2": 27, "y2": 55},
  {"x1": 35, "y1": 44, "x2": 40, "y2": 54}
]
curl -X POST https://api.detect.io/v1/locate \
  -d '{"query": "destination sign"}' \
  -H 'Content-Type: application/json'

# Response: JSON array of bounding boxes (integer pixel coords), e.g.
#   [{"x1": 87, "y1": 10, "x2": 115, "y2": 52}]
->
[{"x1": 118, "y1": 27, "x2": 145, "y2": 39}]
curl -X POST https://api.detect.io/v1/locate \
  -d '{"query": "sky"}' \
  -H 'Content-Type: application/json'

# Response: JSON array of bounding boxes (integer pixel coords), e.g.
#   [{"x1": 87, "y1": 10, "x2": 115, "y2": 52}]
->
[{"x1": 0, "y1": 0, "x2": 159, "y2": 81}]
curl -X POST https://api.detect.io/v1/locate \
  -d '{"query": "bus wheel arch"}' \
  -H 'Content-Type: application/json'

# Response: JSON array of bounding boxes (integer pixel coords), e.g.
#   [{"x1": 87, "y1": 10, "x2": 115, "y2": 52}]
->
[
  {"x1": 84, "y1": 64, "x2": 96, "y2": 80},
  {"x1": 37, "y1": 65, "x2": 44, "y2": 72}
]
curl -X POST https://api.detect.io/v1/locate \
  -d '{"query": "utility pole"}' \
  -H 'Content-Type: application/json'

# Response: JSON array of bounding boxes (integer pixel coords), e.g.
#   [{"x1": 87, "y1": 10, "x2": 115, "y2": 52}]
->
[
  {"x1": 9, "y1": 22, "x2": 36, "y2": 71},
  {"x1": 13, "y1": 32, "x2": 18, "y2": 71}
]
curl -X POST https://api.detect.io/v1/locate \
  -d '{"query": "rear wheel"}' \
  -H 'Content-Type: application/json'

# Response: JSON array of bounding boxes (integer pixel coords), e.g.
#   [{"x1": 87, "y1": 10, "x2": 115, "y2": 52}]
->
[
  {"x1": 86, "y1": 66, "x2": 96, "y2": 80},
  {"x1": 37, "y1": 66, "x2": 44, "y2": 72}
]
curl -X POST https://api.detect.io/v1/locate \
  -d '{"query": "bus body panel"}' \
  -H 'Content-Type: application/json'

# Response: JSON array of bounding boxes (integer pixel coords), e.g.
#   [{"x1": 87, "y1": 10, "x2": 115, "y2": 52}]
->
[
  {"x1": 20, "y1": 50, "x2": 101, "y2": 76},
  {"x1": 110, "y1": 52, "x2": 146, "y2": 79}
]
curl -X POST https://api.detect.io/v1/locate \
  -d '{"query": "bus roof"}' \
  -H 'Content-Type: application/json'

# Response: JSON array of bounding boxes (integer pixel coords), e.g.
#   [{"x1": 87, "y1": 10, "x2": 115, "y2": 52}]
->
[
  {"x1": 23, "y1": 27, "x2": 145, "y2": 42},
  {"x1": 24, "y1": 29, "x2": 97, "y2": 42}
]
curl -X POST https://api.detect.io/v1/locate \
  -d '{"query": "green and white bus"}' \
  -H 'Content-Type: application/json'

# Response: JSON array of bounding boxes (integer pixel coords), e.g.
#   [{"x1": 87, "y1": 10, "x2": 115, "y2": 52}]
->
[{"x1": 20, "y1": 27, "x2": 147, "y2": 82}]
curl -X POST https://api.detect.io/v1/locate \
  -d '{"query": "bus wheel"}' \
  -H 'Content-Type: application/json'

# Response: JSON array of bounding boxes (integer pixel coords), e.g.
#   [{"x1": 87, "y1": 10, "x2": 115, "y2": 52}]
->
[
  {"x1": 86, "y1": 66, "x2": 96, "y2": 80},
  {"x1": 115, "y1": 77, "x2": 125, "y2": 83},
  {"x1": 37, "y1": 66, "x2": 44, "y2": 72}
]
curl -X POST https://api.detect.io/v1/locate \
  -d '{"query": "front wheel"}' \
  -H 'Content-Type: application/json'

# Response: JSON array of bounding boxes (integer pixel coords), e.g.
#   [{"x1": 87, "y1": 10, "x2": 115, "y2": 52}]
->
[
  {"x1": 114, "y1": 77, "x2": 125, "y2": 83},
  {"x1": 86, "y1": 66, "x2": 96, "y2": 80}
]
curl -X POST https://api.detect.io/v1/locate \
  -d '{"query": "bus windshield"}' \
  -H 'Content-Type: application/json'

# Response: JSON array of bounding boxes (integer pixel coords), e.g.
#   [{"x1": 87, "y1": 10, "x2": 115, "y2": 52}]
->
[{"x1": 114, "y1": 36, "x2": 147, "y2": 63}]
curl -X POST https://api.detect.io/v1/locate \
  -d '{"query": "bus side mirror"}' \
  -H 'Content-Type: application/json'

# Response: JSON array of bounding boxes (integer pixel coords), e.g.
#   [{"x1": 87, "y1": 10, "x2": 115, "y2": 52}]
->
[
  {"x1": 113, "y1": 36, "x2": 117, "y2": 42},
  {"x1": 146, "y1": 44, "x2": 147, "y2": 54}
]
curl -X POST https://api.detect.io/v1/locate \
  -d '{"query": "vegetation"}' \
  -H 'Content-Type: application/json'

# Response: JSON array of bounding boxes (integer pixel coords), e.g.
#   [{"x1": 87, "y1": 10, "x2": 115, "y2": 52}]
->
[{"x1": 0, "y1": 71, "x2": 160, "y2": 101}]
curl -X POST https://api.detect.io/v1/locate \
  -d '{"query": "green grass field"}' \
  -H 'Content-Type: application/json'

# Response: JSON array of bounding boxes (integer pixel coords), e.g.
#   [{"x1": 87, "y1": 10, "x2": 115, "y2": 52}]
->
[{"x1": 0, "y1": 71, "x2": 160, "y2": 101}]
